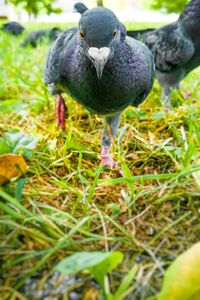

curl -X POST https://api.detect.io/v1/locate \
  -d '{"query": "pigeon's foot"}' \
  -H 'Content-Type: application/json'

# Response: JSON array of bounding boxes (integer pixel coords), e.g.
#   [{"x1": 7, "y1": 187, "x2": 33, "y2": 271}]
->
[
  {"x1": 100, "y1": 151, "x2": 117, "y2": 168},
  {"x1": 100, "y1": 147, "x2": 117, "y2": 168},
  {"x1": 100, "y1": 147, "x2": 123, "y2": 176},
  {"x1": 182, "y1": 92, "x2": 192, "y2": 100},
  {"x1": 56, "y1": 94, "x2": 67, "y2": 130},
  {"x1": 164, "y1": 105, "x2": 172, "y2": 113}
]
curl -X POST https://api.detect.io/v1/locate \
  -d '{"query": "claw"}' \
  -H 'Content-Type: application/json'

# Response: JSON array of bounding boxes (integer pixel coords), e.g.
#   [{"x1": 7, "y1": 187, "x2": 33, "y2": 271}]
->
[
  {"x1": 101, "y1": 152, "x2": 117, "y2": 169},
  {"x1": 182, "y1": 92, "x2": 192, "y2": 100},
  {"x1": 100, "y1": 146, "x2": 123, "y2": 176},
  {"x1": 164, "y1": 106, "x2": 172, "y2": 113}
]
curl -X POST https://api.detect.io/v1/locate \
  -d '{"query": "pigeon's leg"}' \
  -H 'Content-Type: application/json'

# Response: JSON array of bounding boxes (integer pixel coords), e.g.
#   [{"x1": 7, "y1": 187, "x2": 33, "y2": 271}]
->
[
  {"x1": 156, "y1": 70, "x2": 181, "y2": 110},
  {"x1": 101, "y1": 114, "x2": 120, "y2": 168},
  {"x1": 56, "y1": 94, "x2": 67, "y2": 130},
  {"x1": 161, "y1": 86, "x2": 172, "y2": 110},
  {"x1": 161, "y1": 83, "x2": 180, "y2": 111}
]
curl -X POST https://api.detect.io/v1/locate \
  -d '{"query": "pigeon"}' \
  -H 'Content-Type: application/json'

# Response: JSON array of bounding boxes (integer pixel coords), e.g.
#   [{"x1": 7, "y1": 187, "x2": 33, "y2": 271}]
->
[
  {"x1": 73, "y1": 2, "x2": 88, "y2": 14},
  {"x1": 127, "y1": 0, "x2": 200, "y2": 108},
  {"x1": 21, "y1": 27, "x2": 62, "y2": 47},
  {"x1": 1, "y1": 21, "x2": 25, "y2": 36},
  {"x1": 44, "y1": 7, "x2": 154, "y2": 168}
]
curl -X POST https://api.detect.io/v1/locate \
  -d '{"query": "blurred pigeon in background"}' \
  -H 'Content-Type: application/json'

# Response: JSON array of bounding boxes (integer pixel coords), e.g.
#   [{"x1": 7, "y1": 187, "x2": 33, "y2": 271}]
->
[
  {"x1": 127, "y1": 0, "x2": 200, "y2": 108},
  {"x1": 44, "y1": 7, "x2": 154, "y2": 168},
  {"x1": 21, "y1": 27, "x2": 62, "y2": 47},
  {"x1": 1, "y1": 21, "x2": 25, "y2": 36}
]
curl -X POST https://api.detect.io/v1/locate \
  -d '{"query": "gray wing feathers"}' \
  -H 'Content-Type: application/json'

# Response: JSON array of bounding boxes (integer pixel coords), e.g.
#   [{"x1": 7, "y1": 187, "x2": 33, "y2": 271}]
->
[
  {"x1": 142, "y1": 26, "x2": 195, "y2": 72},
  {"x1": 44, "y1": 27, "x2": 77, "y2": 94},
  {"x1": 125, "y1": 36, "x2": 154, "y2": 69},
  {"x1": 125, "y1": 36, "x2": 155, "y2": 100}
]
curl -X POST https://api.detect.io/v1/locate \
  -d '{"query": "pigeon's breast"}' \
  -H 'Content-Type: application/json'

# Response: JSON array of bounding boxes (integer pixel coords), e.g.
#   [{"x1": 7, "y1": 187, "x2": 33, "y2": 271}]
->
[{"x1": 60, "y1": 44, "x2": 151, "y2": 115}]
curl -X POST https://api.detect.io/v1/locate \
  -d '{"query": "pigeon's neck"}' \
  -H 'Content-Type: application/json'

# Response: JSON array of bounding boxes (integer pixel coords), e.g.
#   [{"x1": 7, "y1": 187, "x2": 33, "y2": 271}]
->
[{"x1": 179, "y1": 0, "x2": 200, "y2": 23}]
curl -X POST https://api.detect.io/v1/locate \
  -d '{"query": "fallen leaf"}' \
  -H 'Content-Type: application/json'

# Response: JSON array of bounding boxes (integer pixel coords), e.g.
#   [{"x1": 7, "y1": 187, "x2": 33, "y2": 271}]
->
[
  {"x1": 159, "y1": 242, "x2": 200, "y2": 300},
  {"x1": 0, "y1": 154, "x2": 28, "y2": 185}
]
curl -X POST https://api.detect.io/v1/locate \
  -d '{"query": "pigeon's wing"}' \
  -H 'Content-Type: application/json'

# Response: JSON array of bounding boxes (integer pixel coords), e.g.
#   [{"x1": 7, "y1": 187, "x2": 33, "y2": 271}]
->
[
  {"x1": 125, "y1": 36, "x2": 155, "y2": 102},
  {"x1": 44, "y1": 27, "x2": 78, "y2": 94},
  {"x1": 142, "y1": 23, "x2": 195, "y2": 72}
]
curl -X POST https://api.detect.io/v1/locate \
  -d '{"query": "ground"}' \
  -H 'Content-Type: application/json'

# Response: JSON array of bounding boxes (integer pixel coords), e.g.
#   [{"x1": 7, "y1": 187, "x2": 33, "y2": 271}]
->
[{"x1": 0, "y1": 22, "x2": 200, "y2": 300}]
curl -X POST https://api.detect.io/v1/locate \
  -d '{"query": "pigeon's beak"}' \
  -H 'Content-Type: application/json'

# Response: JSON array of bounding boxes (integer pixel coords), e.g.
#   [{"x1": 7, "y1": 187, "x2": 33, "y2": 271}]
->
[{"x1": 88, "y1": 47, "x2": 110, "y2": 79}]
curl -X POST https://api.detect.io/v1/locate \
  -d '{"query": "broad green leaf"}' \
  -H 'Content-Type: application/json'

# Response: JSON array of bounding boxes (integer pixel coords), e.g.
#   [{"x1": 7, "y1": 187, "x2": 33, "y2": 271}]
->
[
  {"x1": 90, "y1": 251, "x2": 124, "y2": 287},
  {"x1": 55, "y1": 251, "x2": 109, "y2": 274},
  {"x1": 0, "y1": 99, "x2": 26, "y2": 114},
  {"x1": 2, "y1": 130, "x2": 38, "y2": 159},
  {"x1": 55, "y1": 251, "x2": 123, "y2": 276},
  {"x1": 159, "y1": 243, "x2": 200, "y2": 300}
]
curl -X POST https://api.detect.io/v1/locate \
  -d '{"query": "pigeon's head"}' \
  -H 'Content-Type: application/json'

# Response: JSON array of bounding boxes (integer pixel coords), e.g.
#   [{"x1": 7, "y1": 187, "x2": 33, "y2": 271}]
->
[
  {"x1": 79, "y1": 7, "x2": 123, "y2": 79},
  {"x1": 74, "y1": 2, "x2": 88, "y2": 14}
]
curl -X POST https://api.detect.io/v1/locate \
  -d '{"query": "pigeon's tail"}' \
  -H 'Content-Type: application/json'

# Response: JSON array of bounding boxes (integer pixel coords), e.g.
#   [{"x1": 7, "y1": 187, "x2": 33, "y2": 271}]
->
[{"x1": 127, "y1": 28, "x2": 155, "y2": 39}]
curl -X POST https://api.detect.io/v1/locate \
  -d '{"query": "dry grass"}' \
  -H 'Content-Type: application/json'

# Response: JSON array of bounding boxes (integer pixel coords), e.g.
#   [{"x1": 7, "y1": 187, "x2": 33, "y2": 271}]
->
[{"x1": 0, "y1": 22, "x2": 200, "y2": 300}]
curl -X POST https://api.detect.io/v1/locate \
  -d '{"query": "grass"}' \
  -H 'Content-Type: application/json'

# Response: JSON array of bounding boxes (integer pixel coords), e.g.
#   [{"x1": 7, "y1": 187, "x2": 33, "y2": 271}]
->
[{"x1": 0, "y1": 22, "x2": 200, "y2": 300}]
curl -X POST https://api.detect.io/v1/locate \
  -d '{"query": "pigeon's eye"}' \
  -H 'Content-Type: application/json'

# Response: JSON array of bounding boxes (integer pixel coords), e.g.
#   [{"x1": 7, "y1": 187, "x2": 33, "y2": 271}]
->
[
  {"x1": 112, "y1": 30, "x2": 117, "y2": 37},
  {"x1": 80, "y1": 30, "x2": 85, "y2": 39}
]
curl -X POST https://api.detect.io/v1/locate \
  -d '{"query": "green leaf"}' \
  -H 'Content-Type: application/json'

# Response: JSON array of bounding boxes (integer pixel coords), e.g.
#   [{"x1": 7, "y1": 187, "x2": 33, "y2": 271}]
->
[
  {"x1": 55, "y1": 251, "x2": 123, "y2": 288},
  {"x1": 55, "y1": 251, "x2": 108, "y2": 274},
  {"x1": 0, "y1": 99, "x2": 26, "y2": 114},
  {"x1": 0, "y1": 139, "x2": 11, "y2": 155},
  {"x1": 90, "y1": 252, "x2": 124, "y2": 288},
  {"x1": 3, "y1": 130, "x2": 38, "y2": 159},
  {"x1": 159, "y1": 243, "x2": 200, "y2": 300},
  {"x1": 55, "y1": 251, "x2": 122, "y2": 274}
]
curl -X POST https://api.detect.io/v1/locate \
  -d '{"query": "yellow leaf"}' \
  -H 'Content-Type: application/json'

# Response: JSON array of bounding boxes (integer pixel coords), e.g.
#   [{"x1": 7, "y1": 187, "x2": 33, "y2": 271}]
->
[
  {"x1": 0, "y1": 154, "x2": 28, "y2": 185},
  {"x1": 159, "y1": 243, "x2": 200, "y2": 300}
]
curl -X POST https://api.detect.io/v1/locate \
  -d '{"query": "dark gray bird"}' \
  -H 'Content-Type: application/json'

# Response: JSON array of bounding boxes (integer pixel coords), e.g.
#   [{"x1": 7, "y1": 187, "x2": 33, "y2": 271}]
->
[
  {"x1": 44, "y1": 7, "x2": 154, "y2": 168},
  {"x1": 1, "y1": 21, "x2": 25, "y2": 36},
  {"x1": 73, "y1": 2, "x2": 88, "y2": 14},
  {"x1": 21, "y1": 27, "x2": 62, "y2": 48},
  {"x1": 127, "y1": 0, "x2": 200, "y2": 108}
]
